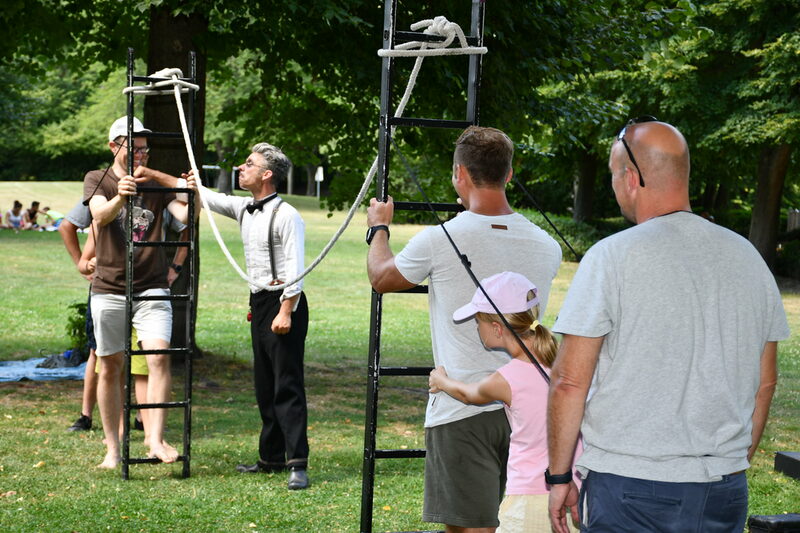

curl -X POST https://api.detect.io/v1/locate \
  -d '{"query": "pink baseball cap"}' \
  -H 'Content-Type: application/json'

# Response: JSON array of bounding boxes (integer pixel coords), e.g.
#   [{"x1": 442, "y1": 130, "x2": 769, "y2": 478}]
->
[{"x1": 453, "y1": 271, "x2": 539, "y2": 322}]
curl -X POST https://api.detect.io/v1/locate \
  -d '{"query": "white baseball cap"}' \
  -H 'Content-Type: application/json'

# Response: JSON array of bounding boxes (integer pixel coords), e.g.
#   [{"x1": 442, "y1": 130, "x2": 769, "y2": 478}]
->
[
  {"x1": 452, "y1": 271, "x2": 540, "y2": 322},
  {"x1": 108, "y1": 116, "x2": 150, "y2": 142}
]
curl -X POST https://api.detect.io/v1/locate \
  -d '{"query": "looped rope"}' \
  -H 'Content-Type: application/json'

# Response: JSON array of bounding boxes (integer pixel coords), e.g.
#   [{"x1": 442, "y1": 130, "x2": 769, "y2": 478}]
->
[
  {"x1": 122, "y1": 68, "x2": 200, "y2": 95},
  {"x1": 123, "y1": 14, "x2": 483, "y2": 292},
  {"x1": 378, "y1": 16, "x2": 487, "y2": 57}
]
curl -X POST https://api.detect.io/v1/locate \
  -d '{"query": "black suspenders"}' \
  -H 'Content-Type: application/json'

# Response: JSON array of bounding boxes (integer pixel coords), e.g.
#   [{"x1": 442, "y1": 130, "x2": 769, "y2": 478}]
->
[{"x1": 268, "y1": 199, "x2": 283, "y2": 284}]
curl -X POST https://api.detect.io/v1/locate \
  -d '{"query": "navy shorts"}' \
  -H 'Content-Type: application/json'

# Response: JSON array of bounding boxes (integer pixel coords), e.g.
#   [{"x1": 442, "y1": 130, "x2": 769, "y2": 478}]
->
[{"x1": 579, "y1": 470, "x2": 748, "y2": 533}]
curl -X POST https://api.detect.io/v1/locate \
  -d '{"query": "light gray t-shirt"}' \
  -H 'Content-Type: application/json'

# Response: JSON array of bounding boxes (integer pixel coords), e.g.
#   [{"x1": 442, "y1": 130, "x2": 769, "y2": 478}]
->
[
  {"x1": 65, "y1": 200, "x2": 92, "y2": 229},
  {"x1": 554, "y1": 211, "x2": 790, "y2": 482},
  {"x1": 396, "y1": 211, "x2": 562, "y2": 427}
]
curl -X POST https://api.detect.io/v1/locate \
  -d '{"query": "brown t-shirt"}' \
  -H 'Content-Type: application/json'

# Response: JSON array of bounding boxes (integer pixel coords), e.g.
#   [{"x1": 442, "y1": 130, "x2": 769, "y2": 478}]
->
[{"x1": 83, "y1": 168, "x2": 177, "y2": 295}]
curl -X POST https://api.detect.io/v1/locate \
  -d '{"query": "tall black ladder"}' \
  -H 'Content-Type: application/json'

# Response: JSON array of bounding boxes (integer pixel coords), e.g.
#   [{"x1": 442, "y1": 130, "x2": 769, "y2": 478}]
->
[
  {"x1": 360, "y1": 1, "x2": 485, "y2": 531},
  {"x1": 121, "y1": 48, "x2": 198, "y2": 480}
]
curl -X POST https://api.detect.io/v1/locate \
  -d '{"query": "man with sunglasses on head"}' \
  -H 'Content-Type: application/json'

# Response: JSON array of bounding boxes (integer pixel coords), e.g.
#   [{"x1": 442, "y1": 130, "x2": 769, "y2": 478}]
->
[
  {"x1": 547, "y1": 118, "x2": 789, "y2": 533},
  {"x1": 172, "y1": 143, "x2": 310, "y2": 490},
  {"x1": 83, "y1": 116, "x2": 198, "y2": 469},
  {"x1": 367, "y1": 126, "x2": 562, "y2": 532}
]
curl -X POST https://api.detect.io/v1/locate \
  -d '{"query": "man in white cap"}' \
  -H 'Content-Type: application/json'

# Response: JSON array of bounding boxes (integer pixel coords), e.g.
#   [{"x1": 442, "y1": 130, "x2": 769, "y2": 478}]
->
[{"x1": 82, "y1": 116, "x2": 197, "y2": 469}]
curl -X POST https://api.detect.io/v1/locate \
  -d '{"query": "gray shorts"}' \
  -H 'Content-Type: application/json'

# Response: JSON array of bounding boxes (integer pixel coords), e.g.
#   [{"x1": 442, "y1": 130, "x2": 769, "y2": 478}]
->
[
  {"x1": 90, "y1": 289, "x2": 172, "y2": 356},
  {"x1": 423, "y1": 408, "x2": 510, "y2": 528}
]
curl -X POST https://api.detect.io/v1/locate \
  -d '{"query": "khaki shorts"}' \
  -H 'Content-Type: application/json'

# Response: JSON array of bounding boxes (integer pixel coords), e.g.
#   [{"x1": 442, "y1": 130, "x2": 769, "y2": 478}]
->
[
  {"x1": 497, "y1": 494, "x2": 579, "y2": 533},
  {"x1": 423, "y1": 409, "x2": 510, "y2": 528},
  {"x1": 91, "y1": 289, "x2": 172, "y2": 357}
]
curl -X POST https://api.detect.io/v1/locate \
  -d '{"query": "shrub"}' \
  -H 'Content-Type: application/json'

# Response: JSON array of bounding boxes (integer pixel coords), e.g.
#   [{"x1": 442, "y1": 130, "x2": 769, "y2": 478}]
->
[{"x1": 65, "y1": 301, "x2": 89, "y2": 359}]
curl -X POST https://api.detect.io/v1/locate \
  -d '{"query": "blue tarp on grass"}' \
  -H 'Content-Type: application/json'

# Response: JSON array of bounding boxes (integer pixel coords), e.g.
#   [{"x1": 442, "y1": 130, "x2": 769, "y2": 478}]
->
[{"x1": 0, "y1": 358, "x2": 86, "y2": 382}]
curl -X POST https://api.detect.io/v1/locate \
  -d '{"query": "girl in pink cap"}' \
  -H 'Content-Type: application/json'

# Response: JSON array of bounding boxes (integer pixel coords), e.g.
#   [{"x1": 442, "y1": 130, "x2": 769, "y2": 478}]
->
[{"x1": 429, "y1": 271, "x2": 580, "y2": 532}]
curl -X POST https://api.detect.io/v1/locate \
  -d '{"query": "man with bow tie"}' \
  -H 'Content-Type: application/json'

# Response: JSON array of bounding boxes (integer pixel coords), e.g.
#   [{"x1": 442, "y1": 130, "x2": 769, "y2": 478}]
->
[{"x1": 184, "y1": 142, "x2": 310, "y2": 490}]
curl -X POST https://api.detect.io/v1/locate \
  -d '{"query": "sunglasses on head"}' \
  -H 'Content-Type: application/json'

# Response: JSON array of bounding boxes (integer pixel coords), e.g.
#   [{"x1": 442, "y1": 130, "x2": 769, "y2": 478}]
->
[{"x1": 617, "y1": 115, "x2": 658, "y2": 188}]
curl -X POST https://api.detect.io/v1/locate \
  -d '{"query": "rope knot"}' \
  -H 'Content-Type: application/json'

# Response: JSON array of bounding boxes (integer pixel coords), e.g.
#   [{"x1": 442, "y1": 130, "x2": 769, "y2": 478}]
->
[{"x1": 378, "y1": 15, "x2": 487, "y2": 57}]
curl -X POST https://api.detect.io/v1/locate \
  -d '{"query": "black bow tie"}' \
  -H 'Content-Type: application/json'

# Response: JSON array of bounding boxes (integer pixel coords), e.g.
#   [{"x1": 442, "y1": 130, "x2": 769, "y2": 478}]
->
[{"x1": 246, "y1": 194, "x2": 277, "y2": 214}]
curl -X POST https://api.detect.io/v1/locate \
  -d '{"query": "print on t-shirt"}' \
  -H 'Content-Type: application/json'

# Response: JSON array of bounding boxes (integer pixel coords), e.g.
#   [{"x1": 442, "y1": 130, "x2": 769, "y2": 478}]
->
[{"x1": 119, "y1": 198, "x2": 154, "y2": 243}]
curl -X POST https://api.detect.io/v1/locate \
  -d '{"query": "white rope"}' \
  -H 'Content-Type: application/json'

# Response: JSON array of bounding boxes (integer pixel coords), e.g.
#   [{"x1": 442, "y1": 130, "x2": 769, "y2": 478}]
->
[
  {"x1": 122, "y1": 67, "x2": 200, "y2": 95},
  {"x1": 123, "y1": 14, "x2": 478, "y2": 291},
  {"x1": 378, "y1": 16, "x2": 487, "y2": 57}
]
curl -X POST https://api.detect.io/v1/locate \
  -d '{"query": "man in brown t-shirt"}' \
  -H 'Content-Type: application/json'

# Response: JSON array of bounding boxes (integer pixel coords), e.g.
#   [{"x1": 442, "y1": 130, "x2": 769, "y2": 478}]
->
[{"x1": 83, "y1": 116, "x2": 197, "y2": 469}]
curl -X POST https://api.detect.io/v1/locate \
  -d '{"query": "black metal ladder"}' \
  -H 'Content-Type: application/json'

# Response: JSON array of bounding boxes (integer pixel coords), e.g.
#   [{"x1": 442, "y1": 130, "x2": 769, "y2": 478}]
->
[
  {"x1": 121, "y1": 48, "x2": 198, "y2": 480},
  {"x1": 360, "y1": 1, "x2": 485, "y2": 531}
]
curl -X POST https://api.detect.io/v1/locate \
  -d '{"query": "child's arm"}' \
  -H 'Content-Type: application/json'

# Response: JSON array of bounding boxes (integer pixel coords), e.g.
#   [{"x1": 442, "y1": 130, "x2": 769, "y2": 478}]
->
[{"x1": 429, "y1": 366, "x2": 511, "y2": 406}]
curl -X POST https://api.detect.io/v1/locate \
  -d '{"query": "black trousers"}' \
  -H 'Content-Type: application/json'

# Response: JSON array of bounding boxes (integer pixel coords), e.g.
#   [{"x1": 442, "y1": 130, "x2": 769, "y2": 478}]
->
[{"x1": 250, "y1": 290, "x2": 309, "y2": 468}]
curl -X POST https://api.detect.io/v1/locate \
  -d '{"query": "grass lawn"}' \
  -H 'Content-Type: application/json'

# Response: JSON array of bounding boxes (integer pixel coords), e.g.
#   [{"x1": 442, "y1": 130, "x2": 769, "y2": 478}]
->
[{"x1": 0, "y1": 182, "x2": 798, "y2": 532}]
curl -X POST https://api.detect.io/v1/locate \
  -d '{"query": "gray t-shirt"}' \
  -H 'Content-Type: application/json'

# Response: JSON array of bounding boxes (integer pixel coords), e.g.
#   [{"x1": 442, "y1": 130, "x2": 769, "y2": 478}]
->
[
  {"x1": 396, "y1": 211, "x2": 562, "y2": 427},
  {"x1": 554, "y1": 211, "x2": 790, "y2": 482},
  {"x1": 65, "y1": 200, "x2": 92, "y2": 229}
]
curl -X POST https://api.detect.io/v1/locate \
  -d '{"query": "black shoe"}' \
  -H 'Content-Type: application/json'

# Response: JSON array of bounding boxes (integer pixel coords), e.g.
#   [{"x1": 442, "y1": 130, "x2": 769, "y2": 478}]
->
[
  {"x1": 236, "y1": 461, "x2": 287, "y2": 474},
  {"x1": 134, "y1": 418, "x2": 144, "y2": 431},
  {"x1": 287, "y1": 468, "x2": 309, "y2": 490},
  {"x1": 67, "y1": 415, "x2": 92, "y2": 432}
]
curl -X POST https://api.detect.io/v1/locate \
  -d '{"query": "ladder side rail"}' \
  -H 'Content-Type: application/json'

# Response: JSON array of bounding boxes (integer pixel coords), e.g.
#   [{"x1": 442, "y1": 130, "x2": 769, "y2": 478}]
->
[
  {"x1": 465, "y1": 0, "x2": 485, "y2": 125},
  {"x1": 361, "y1": 0, "x2": 398, "y2": 529},
  {"x1": 361, "y1": 290, "x2": 386, "y2": 533},
  {"x1": 122, "y1": 46, "x2": 136, "y2": 480},
  {"x1": 180, "y1": 49, "x2": 198, "y2": 480}
]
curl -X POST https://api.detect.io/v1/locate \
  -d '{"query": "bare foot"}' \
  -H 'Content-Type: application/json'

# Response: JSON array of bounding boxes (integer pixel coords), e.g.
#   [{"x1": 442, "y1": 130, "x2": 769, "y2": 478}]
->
[
  {"x1": 97, "y1": 452, "x2": 120, "y2": 469},
  {"x1": 148, "y1": 441, "x2": 179, "y2": 463}
]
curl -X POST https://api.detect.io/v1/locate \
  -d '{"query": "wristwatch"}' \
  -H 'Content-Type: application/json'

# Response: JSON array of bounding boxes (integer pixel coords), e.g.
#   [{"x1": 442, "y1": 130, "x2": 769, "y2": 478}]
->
[
  {"x1": 170, "y1": 263, "x2": 183, "y2": 273},
  {"x1": 544, "y1": 468, "x2": 572, "y2": 485},
  {"x1": 365, "y1": 225, "x2": 390, "y2": 245}
]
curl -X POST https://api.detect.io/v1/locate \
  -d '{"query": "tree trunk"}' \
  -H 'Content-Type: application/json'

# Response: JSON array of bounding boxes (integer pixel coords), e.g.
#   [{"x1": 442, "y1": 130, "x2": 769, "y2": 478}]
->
[
  {"x1": 214, "y1": 140, "x2": 232, "y2": 194},
  {"x1": 572, "y1": 149, "x2": 597, "y2": 222},
  {"x1": 305, "y1": 164, "x2": 316, "y2": 197},
  {"x1": 144, "y1": 7, "x2": 208, "y2": 352},
  {"x1": 749, "y1": 144, "x2": 792, "y2": 269},
  {"x1": 701, "y1": 180, "x2": 718, "y2": 211}
]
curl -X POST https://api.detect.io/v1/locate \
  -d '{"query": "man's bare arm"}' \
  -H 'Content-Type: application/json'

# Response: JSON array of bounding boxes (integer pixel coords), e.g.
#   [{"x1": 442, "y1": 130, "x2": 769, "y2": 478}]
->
[
  {"x1": 366, "y1": 196, "x2": 414, "y2": 293},
  {"x1": 749, "y1": 341, "x2": 778, "y2": 462},
  {"x1": 547, "y1": 334, "x2": 603, "y2": 533},
  {"x1": 58, "y1": 219, "x2": 83, "y2": 266}
]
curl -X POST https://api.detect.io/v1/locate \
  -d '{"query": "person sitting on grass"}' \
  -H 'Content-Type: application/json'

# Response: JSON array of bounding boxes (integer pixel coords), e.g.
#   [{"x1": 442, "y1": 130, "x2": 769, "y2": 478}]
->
[
  {"x1": 2, "y1": 200, "x2": 24, "y2": 231},
  {"x1": 40, "y1": 207, "x2": 65, "y2": 231},
  {"x1": 22, "y1": 200, "x2": 40, "y2": 230},
  {"x1": 429, "y1": 271, "x2": 581, "y2": 533}
]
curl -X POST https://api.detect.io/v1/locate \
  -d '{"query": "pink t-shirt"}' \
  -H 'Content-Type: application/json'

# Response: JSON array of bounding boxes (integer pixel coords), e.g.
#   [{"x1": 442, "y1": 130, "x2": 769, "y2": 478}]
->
[{"x1": 498, "y1": 358, "x2": 582, "y2": 495}]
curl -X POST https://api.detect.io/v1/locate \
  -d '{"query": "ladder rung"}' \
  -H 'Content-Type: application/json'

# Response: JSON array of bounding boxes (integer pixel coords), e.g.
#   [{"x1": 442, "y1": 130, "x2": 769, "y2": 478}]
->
[
  {"x1": 388, "y1": 117, "x2": 472, "y2": 129},
  {"x1": 139, "y1": 131, "x2": 185, "y2": 139},
  {"x1": 132, "y1": 74, "x2": 194, "y2": 83},
  {"x1": 137, "y1": 187, "x2": 193, "y2": 194},
  {"x1": 132, "y1": 240, "x2": 190, "y2": 247},
  {"x1": 132, "y1": 294, "x2": 190, "y2": 302},
  {"x1": 136, "y1": 187, "x2": 193, "y2": 194},
  {"x1": 380, "y1": 366, "x2": 433, "y2": 376},
  {"x1": 130, "y1": 347, "x2": 191, "y2": 356},
  {"x1": 126, "y1": 455, "x2": 188, "y2": 464},
  {"x1": 131, "y1": 400, "x2": 189, "y2": 409},
  {"x1": 375, "y1": 449, "x2": 426, "y2": 459},
  {"x1": 395, "y1": 29, "x2": 479, "y2": 46},
  {"x1": 393, "y1": 201, "x2": 463, "y2": 212}
]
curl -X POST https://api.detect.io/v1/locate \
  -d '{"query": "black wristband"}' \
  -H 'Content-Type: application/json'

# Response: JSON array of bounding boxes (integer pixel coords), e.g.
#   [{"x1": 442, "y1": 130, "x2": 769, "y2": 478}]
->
[
  {"x1": 170, "y1": 263, "x2": 183, "y2": 273},
  {"x1": 544, "y1": 468, "x2": 572, "y2": 485},
  {"x1": 366, "y1": 225, "x2": 390, "y2": 245}
]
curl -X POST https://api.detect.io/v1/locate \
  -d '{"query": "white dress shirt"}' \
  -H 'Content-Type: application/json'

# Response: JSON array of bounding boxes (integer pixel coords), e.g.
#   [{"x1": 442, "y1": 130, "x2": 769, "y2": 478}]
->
[{"x1": 199, "y1": 185, "x2": 305, "y2": 304}]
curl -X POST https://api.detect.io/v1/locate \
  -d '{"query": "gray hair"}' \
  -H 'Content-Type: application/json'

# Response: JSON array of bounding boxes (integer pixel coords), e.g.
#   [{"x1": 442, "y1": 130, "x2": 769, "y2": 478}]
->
[{"x1": 252, "y1": 142, "x2": 291, "y2": 186}]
